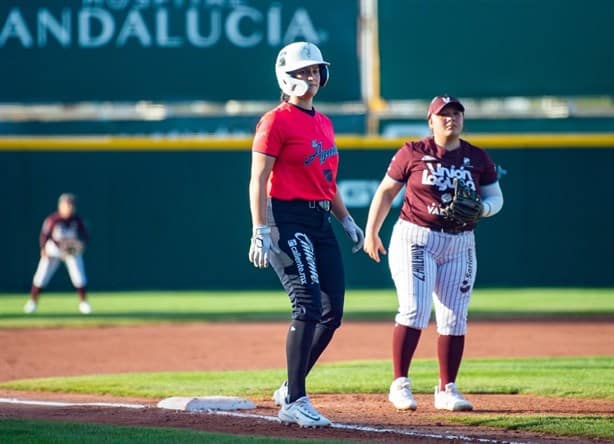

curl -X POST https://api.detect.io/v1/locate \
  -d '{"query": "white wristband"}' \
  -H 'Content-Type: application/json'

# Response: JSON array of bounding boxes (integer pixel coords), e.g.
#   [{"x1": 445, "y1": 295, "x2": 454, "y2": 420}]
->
[{"x1": 253, "y1": 224, "x2": 271, "y2": 234}]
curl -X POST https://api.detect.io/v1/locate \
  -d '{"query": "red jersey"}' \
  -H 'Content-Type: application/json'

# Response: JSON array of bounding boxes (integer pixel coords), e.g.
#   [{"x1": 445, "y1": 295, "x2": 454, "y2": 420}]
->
[
  {"x1": 40, "y1": 212, "x2": 88, "y2": 249},
  {"x1": 387, "y1": 136, "x2": 497, "y2": 231},
  {"x1": 252, "y1": 102, "x2": 338, "y2": 201}
]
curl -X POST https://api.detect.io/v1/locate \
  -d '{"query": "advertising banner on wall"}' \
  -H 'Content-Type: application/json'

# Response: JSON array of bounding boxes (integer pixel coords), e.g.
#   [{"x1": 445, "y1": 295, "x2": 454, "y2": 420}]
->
[{"x1": 0, "y1": 0, "x2": 360, "y2": 102}]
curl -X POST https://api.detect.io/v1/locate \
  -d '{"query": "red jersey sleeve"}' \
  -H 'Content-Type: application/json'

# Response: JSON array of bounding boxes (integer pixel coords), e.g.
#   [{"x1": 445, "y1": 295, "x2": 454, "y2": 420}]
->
[
  {"x1": 386, "y1": 143, "x2": 413, "y2": 183},
  {"x1": 252, "y1": 110, "x2": 283, "y2": 157},
  {"x1": 479, "y1": 151, "x2": 498, "y2": 186}
]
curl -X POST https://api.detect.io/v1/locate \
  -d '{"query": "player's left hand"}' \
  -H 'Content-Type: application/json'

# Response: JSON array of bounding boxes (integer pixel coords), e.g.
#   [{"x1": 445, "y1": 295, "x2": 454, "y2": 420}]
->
[
  {"x1": 363, "y1": 233, "x2": 387, "y2": 263},
  {"x1": 248, "y1": 225, "x2": 280, "y2": 268},
  {"x1": 341, "y1": 215, "x2": 365, "y2": 253}
]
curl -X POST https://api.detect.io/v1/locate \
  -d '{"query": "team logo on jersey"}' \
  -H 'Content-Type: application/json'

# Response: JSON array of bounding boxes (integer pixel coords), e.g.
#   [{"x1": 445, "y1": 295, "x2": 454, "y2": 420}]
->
[
  {"x1": 421, "y1": 163, "x2": 475, "y2": 191},
  {"x1": 304, "y1": 139, "x2": 338, "y2": 165},
  {"x1": 323, "y1": 168, "x2": 333, "y2": 182},
  {"x1": 427, "y1": 203, "x2": 444, "y2": 215},
  {"x1": 53, "y1": 222, "x2": 79, "y2": 241},
  {"x1": 462, "y1": 157, "x2": 473, "y2": 168}
]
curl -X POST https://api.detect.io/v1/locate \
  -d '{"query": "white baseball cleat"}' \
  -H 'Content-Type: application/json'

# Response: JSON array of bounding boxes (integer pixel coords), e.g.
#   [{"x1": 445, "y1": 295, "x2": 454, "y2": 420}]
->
[
  {"x1": 278, "y1": 396, "x2": 331, "y2": 428},
  {"x1": 434, "y1": 382, "x2": 473, "y2": 411},
  {"x1": 79, "y1": 301, "x2": 92, "y2": 315},
  {"x1": 272, "y1": 381, "x2": 288, "y2": 406},
  {"x1": 388, "y1": 376, "x2": 417, "y2": 410},
  {"x1": 24, "y1": 300, "x2": 37, "y2": 314}
]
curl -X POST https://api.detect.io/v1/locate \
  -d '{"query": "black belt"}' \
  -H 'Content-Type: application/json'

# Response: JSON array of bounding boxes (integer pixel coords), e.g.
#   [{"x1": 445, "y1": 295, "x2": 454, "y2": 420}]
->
[
  {"x1": 274, "y1": 199, "x2": 331, "y2": 212},
  {"x1": 307, "y1": 200, "x2": 331, "y2": 212},
  {"x1": 430, "y1": 226, "x2": 470, "y2": 235}
]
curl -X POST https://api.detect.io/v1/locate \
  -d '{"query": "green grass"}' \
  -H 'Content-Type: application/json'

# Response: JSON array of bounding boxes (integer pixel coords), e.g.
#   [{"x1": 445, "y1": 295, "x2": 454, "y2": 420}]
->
[
  {"x1": 1, "y1": 288, "x2": 612, "y2": 440},
  {"x1": 3, "y1": 357, "x2": 613, "y2": 400},
  {"x1": 2, "y1": 358, "x2": 612, "y2": 441},
  {"x1": 0, "y1": 419, "x2": 345, "y2": 444},
  {"x1": 448, "y1": 415, "x2": 614, "y2": 441},
  {"x1": 0, "y1": 288, "x2": 612, "y2": 328}
]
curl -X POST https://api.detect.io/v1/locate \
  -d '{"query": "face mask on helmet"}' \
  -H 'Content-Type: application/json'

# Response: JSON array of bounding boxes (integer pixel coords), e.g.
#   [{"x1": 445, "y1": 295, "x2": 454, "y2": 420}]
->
[{"x1": 275, "y1": 42, "x2": 330, "y2": 97}]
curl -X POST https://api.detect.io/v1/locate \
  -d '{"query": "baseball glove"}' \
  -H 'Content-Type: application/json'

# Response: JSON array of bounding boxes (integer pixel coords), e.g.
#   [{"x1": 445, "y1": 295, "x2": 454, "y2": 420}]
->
[
  {"x1": 59, "y1": 239, "x2": 84, "y2": 256},
  {"x1": 441, "y1": 178, "x2": 483, "y2": 225}
]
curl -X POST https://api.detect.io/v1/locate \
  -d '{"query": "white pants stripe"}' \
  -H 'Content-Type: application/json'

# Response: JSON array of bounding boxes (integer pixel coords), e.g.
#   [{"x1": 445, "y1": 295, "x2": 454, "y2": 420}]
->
[{"x1": 388, "y1": 220, "x2": 476, "y2": 335}]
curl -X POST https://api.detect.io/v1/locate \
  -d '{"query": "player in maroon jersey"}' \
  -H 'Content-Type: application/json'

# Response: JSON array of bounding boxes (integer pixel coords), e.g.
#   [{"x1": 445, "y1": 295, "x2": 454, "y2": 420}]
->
[
  {"x1": 248, "y1": 41, "x2": 364, "y2": 427},
  {"x1": 24, "y1": 193, "x2": 91, "y2": 315},
  {"x1": 364, "y1": 96, "x2": 504, "y2": 411}
]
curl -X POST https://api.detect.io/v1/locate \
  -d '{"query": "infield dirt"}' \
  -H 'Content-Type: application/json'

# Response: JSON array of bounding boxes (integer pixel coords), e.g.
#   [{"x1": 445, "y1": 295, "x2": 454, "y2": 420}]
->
[{"x1": 1, "y1": 320, "x2": 613, "y2": 443}]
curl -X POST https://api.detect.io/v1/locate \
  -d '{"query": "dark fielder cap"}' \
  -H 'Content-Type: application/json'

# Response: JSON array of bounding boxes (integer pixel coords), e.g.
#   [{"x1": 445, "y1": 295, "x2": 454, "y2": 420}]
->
[{"x1": 427, "y1": 95, "x2": 465, "y2": 119}]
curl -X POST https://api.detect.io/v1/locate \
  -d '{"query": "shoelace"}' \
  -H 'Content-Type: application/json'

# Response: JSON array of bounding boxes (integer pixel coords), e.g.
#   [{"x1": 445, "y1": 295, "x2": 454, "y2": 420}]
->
[
  {"x1": 400, "y1": 382, "x2": 412, "y2": 396},
  {"x1": 446, "y1": 384, "x2": 465, "y2": 400}
]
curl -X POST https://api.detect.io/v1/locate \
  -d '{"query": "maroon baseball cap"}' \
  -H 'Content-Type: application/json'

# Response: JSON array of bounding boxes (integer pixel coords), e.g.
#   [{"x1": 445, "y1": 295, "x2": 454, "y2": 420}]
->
[{"x1": 427, "y1": 95, "x2": 465, "y2": 119}]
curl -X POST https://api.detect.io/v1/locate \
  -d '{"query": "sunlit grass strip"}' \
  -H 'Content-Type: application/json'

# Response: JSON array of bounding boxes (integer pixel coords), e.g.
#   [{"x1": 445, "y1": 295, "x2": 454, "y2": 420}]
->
[
  {"x1": 0, "y1": 418, "x2": 345, "y2": 444},
  {"x1": 0, "y1": 288, "x2": 612, "y2": 328},
  {"x1": 447, "y1": 415, "x2": 613, "y2": 441},
  {"x1": 2, "y1": 357, "x2": 612, "y2": 400}
]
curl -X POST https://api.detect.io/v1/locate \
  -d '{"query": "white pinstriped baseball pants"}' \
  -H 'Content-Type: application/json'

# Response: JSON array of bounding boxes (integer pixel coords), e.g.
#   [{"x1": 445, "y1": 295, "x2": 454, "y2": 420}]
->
[
  {"x1": 32, "y1": 240, "x2": 88, "y2": 288},
  {"x1": 388, "y1": 219, "x2": 476, "y2": 335}
]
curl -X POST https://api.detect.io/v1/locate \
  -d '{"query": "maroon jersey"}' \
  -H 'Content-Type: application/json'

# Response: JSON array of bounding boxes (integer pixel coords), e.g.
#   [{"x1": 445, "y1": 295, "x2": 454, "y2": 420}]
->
[
  {"x1": 252, "y1": 102, "x2": 338, "y2": 201},
  {"x1": 40, "y1": 212, "x2": 88, "y2": 248},
  {"x1": 387, "y1": 136, "x2": 497, "y2": 232}
]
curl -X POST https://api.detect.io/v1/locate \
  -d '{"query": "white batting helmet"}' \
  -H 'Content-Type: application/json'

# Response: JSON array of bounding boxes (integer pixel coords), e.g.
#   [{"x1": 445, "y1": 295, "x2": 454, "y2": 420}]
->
[{"x1": 275, "y1": 42, "x2": 330, "y2": 97}]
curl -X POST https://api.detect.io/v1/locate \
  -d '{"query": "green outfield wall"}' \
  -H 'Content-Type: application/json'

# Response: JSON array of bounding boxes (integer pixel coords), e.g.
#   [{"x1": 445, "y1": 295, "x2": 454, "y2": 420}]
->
[
  {"x1": 379, "y1": 0, "x2": 614, "y2": 99},
  {"x1": 1, "y1": 136, "x2": 613, "y2": 291}
]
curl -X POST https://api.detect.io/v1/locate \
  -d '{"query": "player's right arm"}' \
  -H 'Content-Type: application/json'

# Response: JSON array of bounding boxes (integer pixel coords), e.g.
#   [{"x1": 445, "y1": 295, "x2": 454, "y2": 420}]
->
[
  {"x1": 248, "y1": 151, "x2": 278, "y2": 268},
  {"x1": 249, "y1": 151, "x2": 275, "y2": 226},
  {"x1": 39, "y1": 215, "x2": 55, "y2": 257},
  {"x1": 364, "y1": 175, "x2": 404, "y2": 263}
]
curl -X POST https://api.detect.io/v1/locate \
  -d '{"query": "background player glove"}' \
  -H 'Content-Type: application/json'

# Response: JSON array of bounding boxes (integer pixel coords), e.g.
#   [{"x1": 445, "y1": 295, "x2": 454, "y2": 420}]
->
[
  {"x1": 248, "y1": 225, "x2": 280, "y2": 269},
  {"x1": 341, "y1": 215, "x2": 365, "y2": 253},
  {"x1": 442, "y1": 178, "x2": 484, "y2": 225},
  {"x1": 59, "y1": 239, "x2": 84, "y2": 256}
]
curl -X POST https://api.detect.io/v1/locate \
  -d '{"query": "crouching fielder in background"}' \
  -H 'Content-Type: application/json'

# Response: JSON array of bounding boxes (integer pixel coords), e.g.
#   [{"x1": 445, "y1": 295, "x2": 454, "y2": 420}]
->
[
  {"x1": 25, "y1": 193, "x2": 92, "y2": 315},
  {"x1": 363, "y1": 96, "x2": 503, "y2": 412},
  {"x1": 248, "y1": 42, "x2": 364, "y2": 428}
]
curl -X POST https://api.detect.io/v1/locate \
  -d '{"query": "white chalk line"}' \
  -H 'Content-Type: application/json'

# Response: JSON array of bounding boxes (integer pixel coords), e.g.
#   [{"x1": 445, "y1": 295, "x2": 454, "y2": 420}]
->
[
  {"x1": 211, "y1": 410, "x2": 529, "y2": 444},
  {"x1": 0, "y1": 397, "x2": 146, "y2": 409},
  {"x1": 0, "y1": 398, "x2": 528, "y2": 444}
]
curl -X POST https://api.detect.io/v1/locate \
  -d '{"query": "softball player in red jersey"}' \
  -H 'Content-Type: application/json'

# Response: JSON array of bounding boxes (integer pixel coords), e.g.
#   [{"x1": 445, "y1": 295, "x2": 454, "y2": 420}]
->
[
  {"x1": 24, "y1": 193, "x2": 92, "y2": 315},
  {"x1": 248, "y1": 41, "x2": 364, "y2": 428},
  {"x1": 364, "y1": 96, "x2": 503, "y2": 412}
]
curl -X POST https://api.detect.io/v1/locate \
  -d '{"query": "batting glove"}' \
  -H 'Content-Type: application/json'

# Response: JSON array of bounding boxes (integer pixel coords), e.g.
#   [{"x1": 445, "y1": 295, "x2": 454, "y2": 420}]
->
[
  {"x1": 249, "y1": 225, "x2": 280, "y2": 268},
  {"x1": 341, "y1": 215, "x2": 365, "y2": 253}
]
